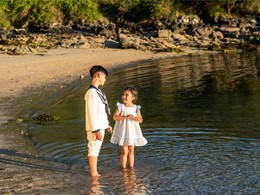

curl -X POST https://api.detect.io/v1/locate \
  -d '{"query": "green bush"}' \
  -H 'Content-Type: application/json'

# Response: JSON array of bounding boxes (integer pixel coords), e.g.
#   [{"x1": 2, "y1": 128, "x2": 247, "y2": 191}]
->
[
  {"x1": 239, "y1": 0, "x2": 260, "y2": 16},
  {"x1": 1, "y1": 0, "x2": 60, "y2": 27},
  {"x1": 0, "y1": 4, "x2": 11, "y2": 28},
  {"x1": 99, "y1": 0, "x2": 175, "y2": 22},
  {"x1": 54, "y1": 0, "x2": 101, "y2": 24},
  {"x1": 98, "y1": 0, "x2": 153, "y2": 21},
  {"x1": 208, "y1": 4, "x2": 228, "y2": 20},
  {"x1": 0, "y1": 0, "x2": 101, "y2": 28},
  {"x1": 152, "y1": 0, "x2": 176, "y2": 21},
  {"x1": 0, "y1": 0, "x2": 259, "y2": 29}
]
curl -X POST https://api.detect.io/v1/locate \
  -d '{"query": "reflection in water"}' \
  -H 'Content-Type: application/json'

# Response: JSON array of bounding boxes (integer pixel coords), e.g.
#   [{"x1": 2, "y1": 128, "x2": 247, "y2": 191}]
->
[
  {"x1": 122, "y1": 169, "x2": 137, "y2": 194},
  {"x1": 89, "y1": 176, "x2": 102, "y2": 195},
  {"x1": 26, "y1": 51, "x2": 260, "y2": 194}
]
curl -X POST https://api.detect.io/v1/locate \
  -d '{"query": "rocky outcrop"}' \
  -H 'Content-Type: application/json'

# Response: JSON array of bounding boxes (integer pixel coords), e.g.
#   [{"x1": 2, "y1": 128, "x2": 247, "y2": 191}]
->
[{"x1": 0, "y1": 16, "x2": 259, "y2": 55}]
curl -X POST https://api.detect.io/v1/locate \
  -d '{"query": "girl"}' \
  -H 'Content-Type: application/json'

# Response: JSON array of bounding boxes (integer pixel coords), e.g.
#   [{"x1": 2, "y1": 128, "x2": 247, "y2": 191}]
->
[{"x1": 110, "y1": 87, "x2": 147, "y2": 169}]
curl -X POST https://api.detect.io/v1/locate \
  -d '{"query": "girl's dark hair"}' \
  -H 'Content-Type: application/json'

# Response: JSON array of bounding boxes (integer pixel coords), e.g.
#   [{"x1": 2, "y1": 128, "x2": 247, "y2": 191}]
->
[{"x1": 124, "y1": 87, "x2": 138, "y2": 103}]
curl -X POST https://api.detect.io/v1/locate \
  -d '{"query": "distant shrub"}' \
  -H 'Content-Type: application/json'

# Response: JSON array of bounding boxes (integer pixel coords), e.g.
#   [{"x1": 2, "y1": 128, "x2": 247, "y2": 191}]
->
[
  {"x1": 239, "y1": 0, "x2": 260, "y2": 16},
  {"x1": 0, "y1": 0, "x2": 259, "y2": 29},
  {"x1": 0, "y1": 0, "x2": 101, "y2": 28},
  {"x1": 1, "y1": 0, "x2": 61, "y2": 27},
  {"x1": 151, "y1": 0, "x2": 176, "y2": 21},
  {"x1": 0, "y1": 5, "x2": 11, "y2": 28},
  {"x1": 54, "y1": 0, "x2": 101, "y2": 25},
  {"x1": 208, "y1": 4, "x2": 228, "y2": 20}
]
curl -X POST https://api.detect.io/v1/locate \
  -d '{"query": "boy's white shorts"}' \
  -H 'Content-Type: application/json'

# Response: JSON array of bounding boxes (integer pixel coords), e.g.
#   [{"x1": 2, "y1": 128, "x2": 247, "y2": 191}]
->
[{"x1": 87, "y1": 130, "x2": 105, "y2": 156}]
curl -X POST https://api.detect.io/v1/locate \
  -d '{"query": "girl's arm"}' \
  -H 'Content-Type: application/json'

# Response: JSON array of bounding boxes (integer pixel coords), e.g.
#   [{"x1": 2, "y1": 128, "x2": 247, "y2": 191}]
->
[
  {"x1": 134, "y1": 110, "x2": 143, "y2": 123},
  {"x1": 113, "y1": 108, "x2": 127, "y2": 121},
  {"x1": 113, "y1": 108, "x2": 143, "y2": 123}
]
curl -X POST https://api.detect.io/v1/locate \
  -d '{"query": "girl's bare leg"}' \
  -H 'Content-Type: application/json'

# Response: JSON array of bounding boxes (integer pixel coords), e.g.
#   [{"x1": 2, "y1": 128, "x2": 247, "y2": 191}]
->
[
  {"x1": 88, "y1": 156, "x2": 101, "y2": 177},
  {"x1": 120, "y1": 146, "x2": 128, "y2": 169},
  {"x1": 128, "y1": 146, "x2": 135, "y2": 168}
]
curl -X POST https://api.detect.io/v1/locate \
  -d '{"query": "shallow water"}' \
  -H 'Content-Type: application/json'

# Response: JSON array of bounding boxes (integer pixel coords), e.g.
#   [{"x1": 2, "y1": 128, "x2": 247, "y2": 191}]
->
[{"x1": 26, "y1": 51, "x2": 259, "y2": 194}]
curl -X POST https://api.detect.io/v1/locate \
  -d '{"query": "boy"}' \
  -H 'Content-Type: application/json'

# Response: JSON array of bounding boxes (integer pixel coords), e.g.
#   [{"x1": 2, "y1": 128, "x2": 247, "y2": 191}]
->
[{"x1": 85, "y1": 65, "x2": 113, "y2": 177}]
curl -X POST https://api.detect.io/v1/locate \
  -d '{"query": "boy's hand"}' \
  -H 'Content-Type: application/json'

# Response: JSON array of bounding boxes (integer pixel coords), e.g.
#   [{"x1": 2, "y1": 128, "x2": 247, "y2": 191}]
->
[
  {"x1": 107, "y1": 126, "x2": 113, "y2": 133},
  {"x1": 95, "y1": 131, "x2": 102, "y2": 140}
]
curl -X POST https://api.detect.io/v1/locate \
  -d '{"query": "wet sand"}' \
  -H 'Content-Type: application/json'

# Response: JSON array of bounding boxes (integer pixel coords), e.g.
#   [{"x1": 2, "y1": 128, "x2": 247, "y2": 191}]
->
[{"x1": 0, "y1": 47, "x2": 210, "y2": 193}]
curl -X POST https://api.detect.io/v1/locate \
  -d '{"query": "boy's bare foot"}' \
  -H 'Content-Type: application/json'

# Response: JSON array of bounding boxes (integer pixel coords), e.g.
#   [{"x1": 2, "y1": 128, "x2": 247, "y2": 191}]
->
[{"x1": 91, "y1": 173, "x2": 101, "y2": 177}]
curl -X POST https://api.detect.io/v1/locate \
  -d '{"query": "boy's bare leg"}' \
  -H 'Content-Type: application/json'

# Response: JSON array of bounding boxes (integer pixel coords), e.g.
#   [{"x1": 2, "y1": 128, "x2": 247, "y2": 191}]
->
[{"x1": 88, "y1": 156, "x2": 100, "y2": 177}]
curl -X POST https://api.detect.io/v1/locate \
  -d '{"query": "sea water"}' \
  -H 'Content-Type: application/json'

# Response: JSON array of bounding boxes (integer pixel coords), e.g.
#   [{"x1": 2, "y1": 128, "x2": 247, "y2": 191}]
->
[{"x1": 26, "y1": 51, "x2": 260, "y2": 194}]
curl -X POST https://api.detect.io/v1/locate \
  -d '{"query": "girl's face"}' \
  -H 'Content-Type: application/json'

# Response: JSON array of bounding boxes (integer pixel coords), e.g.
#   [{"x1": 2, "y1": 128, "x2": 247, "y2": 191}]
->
[{"x1": 122, "y1": 90, "x2": 135, "y2": 105}]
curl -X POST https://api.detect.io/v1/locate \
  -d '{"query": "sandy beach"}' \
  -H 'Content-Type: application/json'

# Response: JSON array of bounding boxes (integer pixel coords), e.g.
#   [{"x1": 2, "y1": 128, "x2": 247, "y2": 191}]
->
[{"x1": 0, "y1": 47, "x2": 207, "y2": 193}]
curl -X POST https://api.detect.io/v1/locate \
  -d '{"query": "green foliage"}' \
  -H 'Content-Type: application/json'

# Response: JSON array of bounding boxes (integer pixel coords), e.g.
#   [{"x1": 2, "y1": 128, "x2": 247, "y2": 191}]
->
[
  {"x1": 151, "y1": 0, "x2": 176, "y2": 21},
  {"x1": 0, "y1": 0, "x2": 101, "y2": 28},
  {"x1": 0, "y1": 0, "x2": 259, "y2": 29},
  {"x1": 207, "y1": 3, "x2": 228, "y2": 20},
  {"x1": 1, "y1": 0, "x2": 61, "y2": 27},
  {"x1": 98, "y1": 0, "x2": 154, "y2": 21},
  {"x1": 0, "y1": 6, "x2": 11, "y2": 28},
  {"x1": 99, "y1": 0, "x2": 176, "y2": 22},
  {"x1": 218, "y1": 0, "x2": 237, "y2": 15},
  {"x1": 54, "y1": 0, "x2": 101, "y2": 24},
  {"x1": 239, "y1": 0, "x2": 260, "y2": 16},
  {"x1": 126, "y1": 0, "x2": 154, "y2": 21}
]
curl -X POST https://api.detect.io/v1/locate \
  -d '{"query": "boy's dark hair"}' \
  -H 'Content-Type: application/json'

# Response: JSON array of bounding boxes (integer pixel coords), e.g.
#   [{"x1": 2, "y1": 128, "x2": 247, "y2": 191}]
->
[
  {"x1": 124, "y1": 87, "x2": 138, "y2": 103},
  {"x1": 90, "y1": 65, "x2": 108, "y2": 78}
]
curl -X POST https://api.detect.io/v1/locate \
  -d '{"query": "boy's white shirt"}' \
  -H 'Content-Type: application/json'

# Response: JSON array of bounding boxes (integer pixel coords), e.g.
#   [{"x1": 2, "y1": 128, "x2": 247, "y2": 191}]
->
[{"x1": 85, "y1": 88, "x2": 109, "y2": 133}]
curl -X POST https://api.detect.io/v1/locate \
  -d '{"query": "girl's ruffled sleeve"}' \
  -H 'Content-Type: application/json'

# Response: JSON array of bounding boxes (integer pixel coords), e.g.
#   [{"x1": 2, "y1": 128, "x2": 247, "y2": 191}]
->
[
  {"x1": 116, "y1": 102, "x2": 123, "y2": 113},
  {"x1": 136, "y1": 105, "x2": 141, "y2": 113}
]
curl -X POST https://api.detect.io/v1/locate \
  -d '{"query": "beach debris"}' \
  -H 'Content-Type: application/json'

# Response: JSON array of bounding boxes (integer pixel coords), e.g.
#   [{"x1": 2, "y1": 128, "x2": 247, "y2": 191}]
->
[
  {"x1": 16, "y1": 118, "x2": 24, "y2": 122},
  {"x1": 20, "y1": 130, "x2": 28, "y2": 136},
  {"x1": 14, "y1": 114, "x2": 59, "y2": 125},
  {"x1": 33, "y1": 114, "x2": 59, "y2": 125}
]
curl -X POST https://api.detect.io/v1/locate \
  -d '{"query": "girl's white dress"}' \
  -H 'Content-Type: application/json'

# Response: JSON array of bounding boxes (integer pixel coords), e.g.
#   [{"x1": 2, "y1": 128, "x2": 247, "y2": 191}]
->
[{"x1": 110, "y1": 102, "x2": 147, "y2": 146}]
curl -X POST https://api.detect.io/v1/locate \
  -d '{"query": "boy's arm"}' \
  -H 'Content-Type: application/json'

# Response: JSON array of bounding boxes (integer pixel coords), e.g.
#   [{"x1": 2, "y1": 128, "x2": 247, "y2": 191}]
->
[{"x1": 87, "y1": 90, "x2": 101, "y2": 132}]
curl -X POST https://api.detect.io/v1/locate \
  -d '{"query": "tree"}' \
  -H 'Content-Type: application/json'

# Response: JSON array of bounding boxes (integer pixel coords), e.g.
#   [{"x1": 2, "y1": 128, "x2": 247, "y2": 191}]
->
[{"x1": 219, "y1": 0, "x2": 237, "y2": 15}]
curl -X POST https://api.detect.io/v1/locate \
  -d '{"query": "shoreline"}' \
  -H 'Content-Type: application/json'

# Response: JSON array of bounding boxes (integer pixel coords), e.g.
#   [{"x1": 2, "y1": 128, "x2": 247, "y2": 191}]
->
[
  {"x1": 0, "y1": 47, "x2": 212, "y2": 121},
  {"x1": 0, "y1": 47, "x2": 214, "y2": 193},
  {"x1": 1, "y1": 46, "x2": 216, "y2": 98},
  {"x1": 0, "y1": 47, "x2": 202, "y2": 99}
]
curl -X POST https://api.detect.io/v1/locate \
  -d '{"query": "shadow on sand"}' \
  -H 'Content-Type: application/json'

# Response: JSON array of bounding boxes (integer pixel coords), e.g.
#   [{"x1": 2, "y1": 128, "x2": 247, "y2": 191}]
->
[{"x1": 0, "y1": 148, "x2": 74, "y2": 172}]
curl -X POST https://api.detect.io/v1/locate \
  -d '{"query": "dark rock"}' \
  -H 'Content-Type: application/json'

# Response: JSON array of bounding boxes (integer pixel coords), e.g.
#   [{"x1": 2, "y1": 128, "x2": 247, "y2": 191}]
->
[{"x1": 1, "y1": 16, "x2": 260, "y2": 55}]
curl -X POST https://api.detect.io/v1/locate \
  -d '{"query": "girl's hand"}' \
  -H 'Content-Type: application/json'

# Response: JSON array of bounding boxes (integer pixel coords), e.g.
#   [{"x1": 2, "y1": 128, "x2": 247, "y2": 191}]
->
[
  {"x1": 126, "y1": 114, "x2": 134, "y2": 120},
  {"x1": 127, "y1": 114, "x2": 139, "y2": 122},
  {"x1": 133, "y1": 116, "x2": 140, "y2": 122}
]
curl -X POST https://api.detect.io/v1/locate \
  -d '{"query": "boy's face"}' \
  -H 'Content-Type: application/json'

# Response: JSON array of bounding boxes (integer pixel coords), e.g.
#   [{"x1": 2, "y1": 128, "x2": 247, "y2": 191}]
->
[{"x1": 98, "y1": 72, "x2": 107, "y2": 85}]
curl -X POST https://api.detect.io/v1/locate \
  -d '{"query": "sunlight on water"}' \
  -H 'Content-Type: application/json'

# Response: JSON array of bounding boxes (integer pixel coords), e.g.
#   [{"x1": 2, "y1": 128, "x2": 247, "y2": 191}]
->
[{"x1": 27, "y1": 51, "x2": 260, "y2": 194}]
